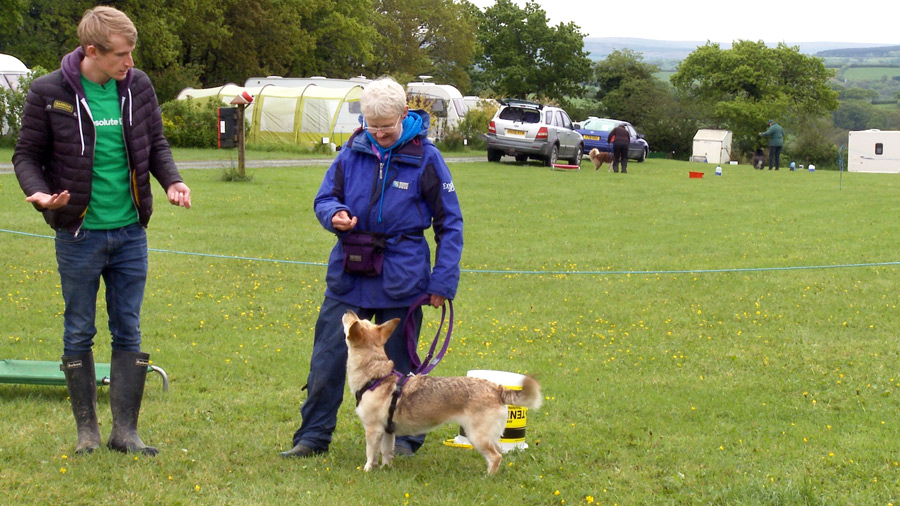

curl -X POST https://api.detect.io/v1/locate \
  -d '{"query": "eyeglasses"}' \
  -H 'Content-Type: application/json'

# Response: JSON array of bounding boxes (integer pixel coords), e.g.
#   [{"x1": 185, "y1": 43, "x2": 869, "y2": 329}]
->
[{"x1": 364, "y1": 116, "x2": 402, "y2": 134}]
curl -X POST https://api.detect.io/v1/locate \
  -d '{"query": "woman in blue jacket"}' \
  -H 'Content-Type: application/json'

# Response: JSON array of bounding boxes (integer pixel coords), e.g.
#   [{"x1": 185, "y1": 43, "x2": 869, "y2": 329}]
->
[{"x1": 281, "y1": 77, "x2": 464, "y2": 458}]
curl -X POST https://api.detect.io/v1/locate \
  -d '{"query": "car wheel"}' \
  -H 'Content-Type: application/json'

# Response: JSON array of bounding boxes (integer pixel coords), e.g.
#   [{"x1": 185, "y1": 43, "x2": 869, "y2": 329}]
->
[
  {"x1": 487, "y1": 149, "x2": 502, "y2": 162},
  {"x1": 569, "y1": 144, "x2": 584, "y2": 166},
  {"x1": 638, "y1": 147, "x2": 647, "y2": 162},
  {"x1": 515, "y1": 154, "x2": 529, "y2": 163},
  {"x1": 544, "y1": 144, "x2": 559, "y2": 167}
]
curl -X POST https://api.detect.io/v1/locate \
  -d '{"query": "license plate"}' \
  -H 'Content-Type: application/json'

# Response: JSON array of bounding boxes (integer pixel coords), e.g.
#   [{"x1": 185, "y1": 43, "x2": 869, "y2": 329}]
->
[
  {"x1": 506, "y1": 129, "x2": 525, "y2": 136},
  {"x1": 584, "y1": 135, "x2": 600, "y2": 141}
]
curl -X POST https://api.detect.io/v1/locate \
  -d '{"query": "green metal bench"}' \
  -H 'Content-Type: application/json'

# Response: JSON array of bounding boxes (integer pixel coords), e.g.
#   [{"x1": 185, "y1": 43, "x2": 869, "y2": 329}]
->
[{"x1": 0, "y1": 359, "x2": 169, "y2": 391}]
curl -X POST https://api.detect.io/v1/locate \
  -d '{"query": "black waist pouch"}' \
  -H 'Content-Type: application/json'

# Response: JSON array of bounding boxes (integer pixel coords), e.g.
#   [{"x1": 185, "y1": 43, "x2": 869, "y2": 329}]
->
[{"x1": 342, "y1": 231, "x2": 386, "y2": 276}]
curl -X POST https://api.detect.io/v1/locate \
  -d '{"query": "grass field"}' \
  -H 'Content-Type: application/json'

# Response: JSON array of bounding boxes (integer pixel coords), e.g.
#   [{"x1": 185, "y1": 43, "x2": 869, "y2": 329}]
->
[
  {"x1": 2, "y1": 158, "x2": 899, "y2": 505},
  {"x1": 839, "y1": 66, "x2": 900, "y2": 82}
]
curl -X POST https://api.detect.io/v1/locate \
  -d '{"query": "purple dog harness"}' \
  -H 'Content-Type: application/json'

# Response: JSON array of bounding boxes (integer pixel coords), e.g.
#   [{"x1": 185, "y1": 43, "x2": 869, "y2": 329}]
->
[{"x1": 353, "y1": 294, "x2": 454, "y2": 433}]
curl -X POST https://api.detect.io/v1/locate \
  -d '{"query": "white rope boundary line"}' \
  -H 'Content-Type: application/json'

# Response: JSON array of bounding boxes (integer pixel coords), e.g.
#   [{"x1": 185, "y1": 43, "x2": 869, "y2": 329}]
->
[{"x1": 3, "y1": 228, "x2": 899, "y2": 275}]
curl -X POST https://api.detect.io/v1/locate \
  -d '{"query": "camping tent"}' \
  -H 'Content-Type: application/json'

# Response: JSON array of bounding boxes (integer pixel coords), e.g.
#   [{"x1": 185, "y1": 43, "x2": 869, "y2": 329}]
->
[
  {"x1": 241, "y1": 76, "x2": 470, "y2": 140},
  {"x1": 0, "y1": 53, "x2": 28, "y2": 91},
  {"x1": 691, "y1": 129, "x2": 732, "y2": 164},
  {"x1": 177, "y1": 83, "x2": 363, "y2": 147},
  {"x1": 848, "y1": 130, "x2": 900, "y2": 173},
  {"x1": 244, "y1": 76, "x2": 370, "y2": 89}
]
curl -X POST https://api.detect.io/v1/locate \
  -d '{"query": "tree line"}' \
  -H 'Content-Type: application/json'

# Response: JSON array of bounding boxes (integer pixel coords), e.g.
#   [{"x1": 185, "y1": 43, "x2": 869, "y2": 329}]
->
[{"x1": 3, "y1": 0, "x2": 886, "y2": 165}]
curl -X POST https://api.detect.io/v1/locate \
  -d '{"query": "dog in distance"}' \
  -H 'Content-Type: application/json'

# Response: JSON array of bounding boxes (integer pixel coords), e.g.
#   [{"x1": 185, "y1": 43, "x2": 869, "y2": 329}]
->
[
  {"x1": 752, "y1": 148, "x2": 766, "y2": 169},
  {"x1": 589, "y1": 148, "x2": 614, "y2": 171},
  {"x1": 343, "y1": 311, "x2": 542, "y2": 474}
]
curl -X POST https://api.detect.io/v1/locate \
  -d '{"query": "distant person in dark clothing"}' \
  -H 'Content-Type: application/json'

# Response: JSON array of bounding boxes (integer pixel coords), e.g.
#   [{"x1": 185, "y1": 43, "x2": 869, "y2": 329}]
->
[
  {"x1": 759, "y1": 120, "x2": 784, "y2": 170},
  {"x1": 608, "y1": 123, "x2": 631, "y2": 173}
]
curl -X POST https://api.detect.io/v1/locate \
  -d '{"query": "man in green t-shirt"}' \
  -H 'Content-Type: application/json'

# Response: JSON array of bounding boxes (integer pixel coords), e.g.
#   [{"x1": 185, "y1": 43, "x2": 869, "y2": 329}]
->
[{"x1": 13, "y1": 6, "x2": 191, "y2": 456}]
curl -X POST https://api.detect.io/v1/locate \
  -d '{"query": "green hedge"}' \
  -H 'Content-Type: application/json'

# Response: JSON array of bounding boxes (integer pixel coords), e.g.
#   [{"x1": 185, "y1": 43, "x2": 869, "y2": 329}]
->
[{"x1": 160, "y1": 98, "x2": 220, "y2": 148}]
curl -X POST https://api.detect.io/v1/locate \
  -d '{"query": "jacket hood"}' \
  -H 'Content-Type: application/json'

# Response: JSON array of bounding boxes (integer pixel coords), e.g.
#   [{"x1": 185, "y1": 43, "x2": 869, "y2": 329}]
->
[{"x1": 60, "y1": 46, "x2": 134, "y2": 95}]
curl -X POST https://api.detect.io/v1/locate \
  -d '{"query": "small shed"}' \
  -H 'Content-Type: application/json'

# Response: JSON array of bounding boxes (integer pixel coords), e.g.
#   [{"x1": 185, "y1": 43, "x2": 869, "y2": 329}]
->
[
  {"x1": 691, "y1": 129, "x2": 732, "y2": 164},
  {"x1": 848, "y1": 130, "x2": 900, "y2": 173}
]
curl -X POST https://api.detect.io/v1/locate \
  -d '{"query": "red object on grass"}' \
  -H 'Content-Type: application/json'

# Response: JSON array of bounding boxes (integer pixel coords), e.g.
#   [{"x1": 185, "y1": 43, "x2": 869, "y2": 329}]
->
[{"x1": 689, "y1": 171, "x2": 704, "y2": 178}]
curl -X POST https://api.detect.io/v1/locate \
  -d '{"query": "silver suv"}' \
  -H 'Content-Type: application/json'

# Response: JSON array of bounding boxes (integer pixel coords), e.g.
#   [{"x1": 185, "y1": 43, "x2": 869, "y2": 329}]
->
[{"x1": 486, "y1": 99, "x2": 584, "y2": 166}]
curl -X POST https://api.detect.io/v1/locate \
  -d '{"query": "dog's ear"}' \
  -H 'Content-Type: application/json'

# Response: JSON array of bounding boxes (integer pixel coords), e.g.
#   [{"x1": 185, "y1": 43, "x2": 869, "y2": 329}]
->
[
  {"x1": 378, "y1": 318, "x2": 401, "y2": 345},
  {"x1": 343, "y1": 311, "x2": 360, "y2": 340}
]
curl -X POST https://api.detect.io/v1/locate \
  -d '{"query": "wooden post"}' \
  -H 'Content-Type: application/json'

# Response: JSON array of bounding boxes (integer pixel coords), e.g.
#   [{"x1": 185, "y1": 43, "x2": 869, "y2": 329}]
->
[
  {"x1": 230, "y1": 92, "x2": 254, "y2": 178},
  {"x1": 237, "y1": 103, "x2": 246, "y2": 177}
]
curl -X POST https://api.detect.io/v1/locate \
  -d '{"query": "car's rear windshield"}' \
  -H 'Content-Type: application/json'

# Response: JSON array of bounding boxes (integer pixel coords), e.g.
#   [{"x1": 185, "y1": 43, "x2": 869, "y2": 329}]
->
[
  {"x1": 582, "y1": 118, "x2": 620, "y2": 131},
  {"x1": 498, "y1": 107, "x2": 541, "y2": 123}
]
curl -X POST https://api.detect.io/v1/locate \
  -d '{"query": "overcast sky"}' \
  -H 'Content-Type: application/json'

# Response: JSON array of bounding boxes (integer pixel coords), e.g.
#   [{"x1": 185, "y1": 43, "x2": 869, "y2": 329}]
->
[{"x1": 468, "y1": 0, "x2": 899, "y2": 45}]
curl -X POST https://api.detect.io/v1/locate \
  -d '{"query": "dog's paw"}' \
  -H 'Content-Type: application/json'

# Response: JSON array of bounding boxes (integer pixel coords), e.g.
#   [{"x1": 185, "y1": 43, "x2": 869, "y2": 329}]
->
[{"x1": 364, "y1": 461, "x2": 375, "y2": 472}]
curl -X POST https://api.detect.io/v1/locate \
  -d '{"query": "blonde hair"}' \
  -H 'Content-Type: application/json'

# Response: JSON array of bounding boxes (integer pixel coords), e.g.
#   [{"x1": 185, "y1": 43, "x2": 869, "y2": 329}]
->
[
  {"x1": 78, "y1": 6, "x2": 137, "y2": 53},
  {"x1": 360, "y1": 77, "x2": 407, "y2": 119}
]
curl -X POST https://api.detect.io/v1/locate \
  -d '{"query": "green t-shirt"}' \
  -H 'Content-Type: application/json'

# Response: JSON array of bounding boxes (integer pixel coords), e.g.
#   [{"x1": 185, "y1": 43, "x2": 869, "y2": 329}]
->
[{"x1": 80, "y1": 75, "x2": 137, "y2": 230}]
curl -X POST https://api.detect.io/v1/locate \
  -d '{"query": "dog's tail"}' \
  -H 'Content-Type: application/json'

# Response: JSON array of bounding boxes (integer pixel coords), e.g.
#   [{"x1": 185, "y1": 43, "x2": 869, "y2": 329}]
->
[{"x1": 500, "y1": 376, "x2": 542, "y2": 410}]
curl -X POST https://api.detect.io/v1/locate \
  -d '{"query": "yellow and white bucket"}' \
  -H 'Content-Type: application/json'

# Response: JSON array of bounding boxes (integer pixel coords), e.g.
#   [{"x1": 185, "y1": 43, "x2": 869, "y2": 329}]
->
[{"x1": 443, "y1": 370, "x2": 531, "y2": 453}]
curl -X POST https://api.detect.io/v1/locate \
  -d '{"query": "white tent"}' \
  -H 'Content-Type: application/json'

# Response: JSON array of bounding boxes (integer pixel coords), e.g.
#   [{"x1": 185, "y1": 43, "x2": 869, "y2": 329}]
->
[
  {"x1": 0, "y1": 53, "x2": 28, "y2": 91},
  {"x1": 848, "y1": 130, "x2": 900, "y2": 173},
  {"x1": 691, "y1": 129, "x2": 732, "y2": 164}
]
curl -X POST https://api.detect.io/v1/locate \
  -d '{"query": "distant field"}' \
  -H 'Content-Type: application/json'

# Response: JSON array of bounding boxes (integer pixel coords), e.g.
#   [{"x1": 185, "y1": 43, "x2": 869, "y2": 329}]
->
[
  {"x1": 654, "y1": 71, "x2": 675, "y2": 82},
  {"x1": 840, "y1": 66, "x2": 900, "y2": 81}
]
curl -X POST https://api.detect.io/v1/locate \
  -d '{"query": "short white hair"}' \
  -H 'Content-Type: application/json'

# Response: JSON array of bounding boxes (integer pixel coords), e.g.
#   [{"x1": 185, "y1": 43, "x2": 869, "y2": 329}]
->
[{"x1": 360, "y1": 77, "x2": 407, "y2": 119}]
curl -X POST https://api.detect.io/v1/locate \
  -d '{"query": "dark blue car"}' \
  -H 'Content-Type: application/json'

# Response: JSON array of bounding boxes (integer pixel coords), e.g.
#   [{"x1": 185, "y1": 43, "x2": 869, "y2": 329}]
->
[{"x1": 575, "y1": 117, "x2": 649, "y2": 162}]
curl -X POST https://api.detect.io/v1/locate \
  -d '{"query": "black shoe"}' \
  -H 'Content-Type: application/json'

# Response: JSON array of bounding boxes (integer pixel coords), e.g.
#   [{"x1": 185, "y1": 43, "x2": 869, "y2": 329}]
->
[
  {"x1": 394, "y1": 445, "x2": 415, "y2": 457},
  {"x1": 280, "y1": 443, "x2": 325, "y2": 458}
]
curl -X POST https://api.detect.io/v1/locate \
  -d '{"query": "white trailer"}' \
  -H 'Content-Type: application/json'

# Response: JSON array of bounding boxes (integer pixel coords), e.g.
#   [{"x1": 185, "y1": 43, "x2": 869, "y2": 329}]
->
[
  {"x1": 848, "y1": 130, "x2": 900, "y2": 173},
  {"x1": 691, "y1": 129, "x2": 732, "y2": 164}
]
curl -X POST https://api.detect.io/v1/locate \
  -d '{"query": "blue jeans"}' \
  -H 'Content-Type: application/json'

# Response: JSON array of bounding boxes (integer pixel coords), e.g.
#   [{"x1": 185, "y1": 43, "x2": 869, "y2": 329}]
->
[
  {"x1": 55, "y1": 224, "x2": 147, "y2": 355},
  {"x1": 292, "y1": 296, "x2": 425, "y2": 452}
]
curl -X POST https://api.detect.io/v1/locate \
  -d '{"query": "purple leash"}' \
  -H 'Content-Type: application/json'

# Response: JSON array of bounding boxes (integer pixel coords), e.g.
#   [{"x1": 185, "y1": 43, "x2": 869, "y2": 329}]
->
[{"x1": 403, "y1": 294, "x2": 453, "y2": 376}]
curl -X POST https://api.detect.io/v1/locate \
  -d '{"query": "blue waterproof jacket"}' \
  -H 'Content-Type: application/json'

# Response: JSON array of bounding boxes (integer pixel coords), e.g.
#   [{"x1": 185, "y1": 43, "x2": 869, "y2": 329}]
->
[{"x1": 314, "y1": 110, "x2": 463, "y2": 308}]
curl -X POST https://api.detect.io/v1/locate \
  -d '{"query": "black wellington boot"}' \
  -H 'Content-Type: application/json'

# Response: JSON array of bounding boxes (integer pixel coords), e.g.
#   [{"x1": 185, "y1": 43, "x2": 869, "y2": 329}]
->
[
  {"x1": 107, "y1": 350, "x2": 158, "y2": 456},
  {"x1": 61, "y1": 353, "x2": 102, "y2": 454}
]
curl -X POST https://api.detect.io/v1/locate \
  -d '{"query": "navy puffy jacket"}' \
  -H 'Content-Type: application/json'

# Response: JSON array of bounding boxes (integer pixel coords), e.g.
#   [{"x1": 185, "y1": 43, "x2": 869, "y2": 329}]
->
[{"x1": 13, "y1": 47, "x2": 182, "y2": 233}]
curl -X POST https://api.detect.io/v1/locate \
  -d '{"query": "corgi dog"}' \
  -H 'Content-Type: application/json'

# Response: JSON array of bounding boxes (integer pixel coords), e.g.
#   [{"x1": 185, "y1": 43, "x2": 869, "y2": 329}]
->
[
  {"x1": 589, "y1": 148, "x2": 614, "y2": 171},
  {"x1": 343, "y1": 311, "x2": 542, "y2": 474}
]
